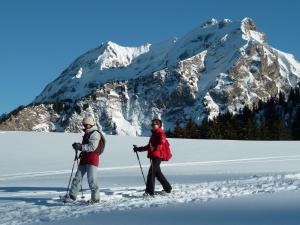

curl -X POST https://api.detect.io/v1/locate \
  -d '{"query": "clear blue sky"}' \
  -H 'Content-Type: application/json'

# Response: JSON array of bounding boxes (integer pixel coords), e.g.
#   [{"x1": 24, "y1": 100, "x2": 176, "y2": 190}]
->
[{"x1": 1, "y1": 0, "x2": 299, "y2": 115}]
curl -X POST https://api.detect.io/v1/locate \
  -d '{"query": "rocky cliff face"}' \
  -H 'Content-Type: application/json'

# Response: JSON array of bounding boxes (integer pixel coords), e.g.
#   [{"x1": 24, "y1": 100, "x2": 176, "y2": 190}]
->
[{"x1": 1, "y1": 18, "x2": 300, "y2": 136}]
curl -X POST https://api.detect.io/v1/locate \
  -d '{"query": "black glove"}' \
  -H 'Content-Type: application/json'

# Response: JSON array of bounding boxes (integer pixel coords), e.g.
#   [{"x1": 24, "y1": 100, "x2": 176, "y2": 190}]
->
[
  {"x1": 133, "y1": 145, "x2": 139, "y2": 152},
  {"x1": 72, "y1": 142, "x2": 82, "y2": 151}
]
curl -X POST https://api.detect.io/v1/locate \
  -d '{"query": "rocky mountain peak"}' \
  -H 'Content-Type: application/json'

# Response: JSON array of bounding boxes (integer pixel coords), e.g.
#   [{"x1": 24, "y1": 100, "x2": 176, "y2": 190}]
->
[
  {"x1": 241, "y1": 17, "x2": 267, "y2": 43},
  {"x1": 1, "y1": 18, "x2": 299, "y2": 135},
  {"x1": 95, "y1": 41, "x2": 151, "y2": 70}
]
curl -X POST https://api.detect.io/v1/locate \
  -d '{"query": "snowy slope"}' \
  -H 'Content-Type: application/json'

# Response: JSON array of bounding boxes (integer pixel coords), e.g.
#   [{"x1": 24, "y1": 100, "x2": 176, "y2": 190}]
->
[
  {"x1": 1, "y1": 18, "x2": 300, "y2": 135},
  {"x1": 52, "y1": 190, "x2": 300, "y2": 225},
  {"x1": 0, "y1": 131, "x2": 300, "y2": 224}
]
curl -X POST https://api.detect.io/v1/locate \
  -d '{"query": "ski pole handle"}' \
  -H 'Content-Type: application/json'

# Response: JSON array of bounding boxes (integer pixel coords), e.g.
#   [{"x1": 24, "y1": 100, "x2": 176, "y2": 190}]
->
[{"x1": 133, "y1": 144, "x2": 139, "y2": 152}]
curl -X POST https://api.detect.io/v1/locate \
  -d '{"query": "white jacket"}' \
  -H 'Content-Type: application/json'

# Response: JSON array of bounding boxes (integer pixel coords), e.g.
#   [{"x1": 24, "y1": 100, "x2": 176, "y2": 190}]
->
[{"x1": 82, "y1": 125, "x2": 101, "y2": 152}]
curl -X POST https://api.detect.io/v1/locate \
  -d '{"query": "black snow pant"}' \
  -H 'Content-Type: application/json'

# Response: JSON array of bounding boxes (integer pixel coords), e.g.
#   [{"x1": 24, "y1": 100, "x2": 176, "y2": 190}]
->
[{"x1": 145, "y1": 157, "x2": 172, "y2": 195}]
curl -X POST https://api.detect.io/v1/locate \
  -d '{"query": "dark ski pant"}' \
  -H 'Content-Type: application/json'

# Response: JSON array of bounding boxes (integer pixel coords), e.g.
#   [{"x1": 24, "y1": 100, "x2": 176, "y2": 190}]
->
[{"x1": 145, "y1": 157, "x2": 172, "y2": 195}]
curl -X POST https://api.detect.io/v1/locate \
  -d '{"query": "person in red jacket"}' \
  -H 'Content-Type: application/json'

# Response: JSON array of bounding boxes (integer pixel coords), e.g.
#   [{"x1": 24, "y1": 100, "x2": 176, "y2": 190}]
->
[{"x1": 133, "y1": 119, "x2": 172, "y2": 197}]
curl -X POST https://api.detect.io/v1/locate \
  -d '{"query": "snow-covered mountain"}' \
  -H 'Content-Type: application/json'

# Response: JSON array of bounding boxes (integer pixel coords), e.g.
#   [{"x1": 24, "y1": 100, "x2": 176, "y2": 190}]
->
[{"x1": 1, "y1": 17, "x2": 300, "y2": 135}]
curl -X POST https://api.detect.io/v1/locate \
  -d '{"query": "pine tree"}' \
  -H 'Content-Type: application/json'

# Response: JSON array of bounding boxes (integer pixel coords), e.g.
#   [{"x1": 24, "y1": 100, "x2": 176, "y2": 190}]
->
[
  {"x1": 257, "y1": 120, "x2": 269, "y2": 140},
  {"x1": 185, "y1": 118, "x2": 199, "y2": 139},
  {"x1": 292, "y1": 107, "x2": 300, "y2": 140},
  {"x1": 165, "y1": 128, "x2": 173, "y2": 138},
  {"x1": 198, "y1": 116, "x2": 210, "y2": 138},
  {"x1": 173, "y1": 122, "x2": 186, "y2": 138}
]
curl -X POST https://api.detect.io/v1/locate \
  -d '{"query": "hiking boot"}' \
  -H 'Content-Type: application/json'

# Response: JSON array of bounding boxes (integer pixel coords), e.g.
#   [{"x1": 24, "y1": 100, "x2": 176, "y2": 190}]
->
[
  {"x1": 165, "y1": 187, "x2": 172, "y2": 193},
  {"x1": 143, "y1": 192, "x2": 154, "y2": 198},
  {"x1": 69, "y1": 194, "x2": 76, "y2": 201},
  {"x1": 62, "y1": 194, "x2": 76, "y2": 202}
]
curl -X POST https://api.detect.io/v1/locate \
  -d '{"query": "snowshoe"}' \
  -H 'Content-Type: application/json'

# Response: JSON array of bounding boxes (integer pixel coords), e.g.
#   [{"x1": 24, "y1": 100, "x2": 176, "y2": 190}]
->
[
  {"x1": 158, "y1": 189, "x2": 172, "y2": 195},
  {"x1": 86, "y1": 199, "x2": 100, "y2": 205},
  {"x1": 157, "y1": 190, "x2": 169, "y2": 196}
]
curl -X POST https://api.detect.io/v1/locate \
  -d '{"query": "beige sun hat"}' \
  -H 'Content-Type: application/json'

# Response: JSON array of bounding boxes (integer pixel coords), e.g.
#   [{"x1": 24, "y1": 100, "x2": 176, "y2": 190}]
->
[{"x1": 82, "y1": 116, "x2": 95, "y2": 126}]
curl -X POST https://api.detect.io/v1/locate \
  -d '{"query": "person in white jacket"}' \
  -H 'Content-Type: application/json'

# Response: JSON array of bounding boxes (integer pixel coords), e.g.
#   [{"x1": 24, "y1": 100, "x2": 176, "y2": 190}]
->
[{"x1": 67, "y1": 116, "x2": 101, "y2": 204}]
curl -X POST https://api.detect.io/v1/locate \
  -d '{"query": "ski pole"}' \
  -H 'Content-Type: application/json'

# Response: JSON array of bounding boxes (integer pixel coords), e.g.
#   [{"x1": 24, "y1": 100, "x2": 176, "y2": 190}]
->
[
  {"x1": 63, "y1": 149, "x2": 78, "y2": 204},
  {"x1": 133, "y1": 146, "x2": 147, "y2": 185}
]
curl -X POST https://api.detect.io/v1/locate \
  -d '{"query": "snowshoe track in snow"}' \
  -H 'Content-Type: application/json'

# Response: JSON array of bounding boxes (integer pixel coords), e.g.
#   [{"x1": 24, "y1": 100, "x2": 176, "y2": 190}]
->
[{"x1": 1, "y1": 172, "x2": 300, "y2": 225}]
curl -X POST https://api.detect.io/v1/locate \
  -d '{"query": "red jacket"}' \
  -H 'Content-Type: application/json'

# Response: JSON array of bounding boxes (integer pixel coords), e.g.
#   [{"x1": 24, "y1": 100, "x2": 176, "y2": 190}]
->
[
  {"x1": 139, "y1": 127, "x2": 168, "y2": 159},
  {"x1": 79, "y1": 128, "x2": 101, "y2": 167}
]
